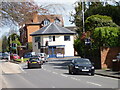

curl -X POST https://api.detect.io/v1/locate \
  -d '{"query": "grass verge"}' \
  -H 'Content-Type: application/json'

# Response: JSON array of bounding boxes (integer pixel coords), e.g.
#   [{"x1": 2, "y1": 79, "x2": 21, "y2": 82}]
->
[{"x1": 15, "y1": 58, "x2": 29, "y2": 62}]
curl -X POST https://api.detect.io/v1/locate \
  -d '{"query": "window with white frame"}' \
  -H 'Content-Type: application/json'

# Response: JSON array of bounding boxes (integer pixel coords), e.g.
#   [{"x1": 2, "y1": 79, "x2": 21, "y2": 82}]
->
[
  {"x1": 49, "y1": 36, "x2": 55, "y2": 42},
  {"x1": 44, "y1": 19, "x2": 50, "y2": 25},
  {"x1": 54, "y1": 18, "x2": 60, "y2": 24}
]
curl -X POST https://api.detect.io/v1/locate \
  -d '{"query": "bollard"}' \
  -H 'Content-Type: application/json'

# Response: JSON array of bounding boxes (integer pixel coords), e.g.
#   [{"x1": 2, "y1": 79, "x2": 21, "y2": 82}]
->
[
  {"x1": 8, "y1": 55, "x2": 10, "y2": 62},
  {"x1": 21, "y1": 57, "x2": 24, "y2": 63}
]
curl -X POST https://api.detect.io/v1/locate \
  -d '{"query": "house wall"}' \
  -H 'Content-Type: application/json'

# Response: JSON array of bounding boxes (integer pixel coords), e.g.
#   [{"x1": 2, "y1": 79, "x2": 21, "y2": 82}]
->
[
  {"x1": 32, "y1": 35, "x2": 75, "y2": 57},
  {"x1": 27, "y1": 25, "x2": 40, "y2": 42}
]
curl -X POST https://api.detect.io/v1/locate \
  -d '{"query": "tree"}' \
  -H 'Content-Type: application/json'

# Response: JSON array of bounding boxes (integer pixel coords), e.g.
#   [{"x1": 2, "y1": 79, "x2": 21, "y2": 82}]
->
[
  {"x1": 92, "y1": 27, "x2": 120, "y2": 47},
  {"x1": 1, "y1": 1, "x2": 51, "y2": 27},
  {"x1": 2, "y1": 36, "x2": 9, "y2": 52},
  {"x1": 8, "y1": 33, "x2": 21, "y2": 53},
  {"x1": 85, "y1": 4, "x2": 120, "y2": 26},
  {"x1": 85, "y1": 15, "x2": 118, "y2": 32}
]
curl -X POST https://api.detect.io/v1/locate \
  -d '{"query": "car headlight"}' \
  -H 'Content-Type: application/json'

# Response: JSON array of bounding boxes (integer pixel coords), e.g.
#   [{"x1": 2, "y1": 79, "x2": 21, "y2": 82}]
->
[
  {"x1": 75, "y1": 66, "x2": 79, "y2": 68},
  {"x1": 91, "y1": 66, "x2": 94, "y2": 69}
]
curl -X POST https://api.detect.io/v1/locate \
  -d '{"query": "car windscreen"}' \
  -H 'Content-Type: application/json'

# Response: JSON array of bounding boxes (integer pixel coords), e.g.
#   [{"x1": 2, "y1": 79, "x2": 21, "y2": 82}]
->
[
  {"x1": 29, "y1": 58, "x2": 39, "y2": 61},
  {"x1": 73, "y1": 59, "x2": 91, "y2": 65},
  {"x1": 13, "y1": 54, "x2": 18, "y2": 56},
  {"x1": 2, "y1": 54, "x2": 8, "y2": 56}
]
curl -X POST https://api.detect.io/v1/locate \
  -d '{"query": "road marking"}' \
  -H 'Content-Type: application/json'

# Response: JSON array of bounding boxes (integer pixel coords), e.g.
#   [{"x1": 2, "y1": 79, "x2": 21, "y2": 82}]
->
[
  {"x1": 77, "y1": 79, "x2": 81, "y2": 81},
  {"x1": 60, "y1": 74, "x2": 68, "y2": 77},
  {"x1": 71, "y1": 77, "x2": 78, "y2": 80},
  {"x1": 52, "y1": 86, "x2": 55, "y2": 88},
  {"x1": 43, "y1": 69, "x2": 46, "y2": 71},
  {"x1": 46, "y1": 70, "x2": 51, "y2": 72},
  {"x1": 19, "y1": 65, "x2": 26, "y2": 73},
  {"x1": 87, "y1": 81, "x2": 102, "y2": 87},
  {"x1": 96, "y1": 75, "x2": 119, "y2": 80},
  {"x1": 52, "y1": 72, "x2": 58, "y2": 74}
]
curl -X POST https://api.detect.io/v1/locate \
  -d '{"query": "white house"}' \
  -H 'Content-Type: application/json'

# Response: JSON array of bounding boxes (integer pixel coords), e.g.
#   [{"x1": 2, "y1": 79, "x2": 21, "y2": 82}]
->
[{"x1": 30, "y1": 23, "x2": 76, "y2": 58}]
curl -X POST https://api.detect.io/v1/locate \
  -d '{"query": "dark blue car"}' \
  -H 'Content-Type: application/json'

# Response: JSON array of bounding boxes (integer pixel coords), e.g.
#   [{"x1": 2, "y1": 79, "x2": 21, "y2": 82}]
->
[{"x1": 68, "y1": 58, "x2": 95, "y2": 76}]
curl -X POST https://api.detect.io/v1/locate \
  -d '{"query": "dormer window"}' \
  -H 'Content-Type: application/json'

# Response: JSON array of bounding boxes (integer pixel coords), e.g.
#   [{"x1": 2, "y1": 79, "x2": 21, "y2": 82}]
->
[
  {"x1": 44, "y1": 19, "x2": 50, "y2": 25},
  {"x1": 54, "y1": 18, "x2": 60, "y2": 24}
]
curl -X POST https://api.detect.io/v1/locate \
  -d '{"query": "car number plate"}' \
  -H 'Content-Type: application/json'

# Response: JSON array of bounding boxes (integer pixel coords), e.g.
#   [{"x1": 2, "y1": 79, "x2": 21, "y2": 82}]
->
[
  {"x1": 32, "y1": 62, "x2": 37, "y2": 63},
  {"x1": 82, "y1": 69, "x2": 89, "y2": 71}
]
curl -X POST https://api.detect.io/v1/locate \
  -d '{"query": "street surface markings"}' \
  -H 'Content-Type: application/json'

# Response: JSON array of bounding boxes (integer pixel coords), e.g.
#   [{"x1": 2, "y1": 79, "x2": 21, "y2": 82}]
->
[
  {"x1": 70, "y1": 77, "x2": 78, "y2": 80},
  {"x1": 52, "y1": 86, "x2": 55, "y2": 88},
  {"x1": 87, "y1": 81, "x2": 102, "y2": 87},
  {"x1": 60, "y1": 74, "x2": 68, "y2": 77},
  {"x1": 46, "y1": 70, "x2": 51, "y2": 72},
  {"x1": 43, "y1": 68, "x2": 46, "y2": 71},
  {"x1": 52, "y1": 72, "x2": 58, "y2": 75},
  {"x1": 96, "y1": 75, "x2": 119, "y2": 80}
]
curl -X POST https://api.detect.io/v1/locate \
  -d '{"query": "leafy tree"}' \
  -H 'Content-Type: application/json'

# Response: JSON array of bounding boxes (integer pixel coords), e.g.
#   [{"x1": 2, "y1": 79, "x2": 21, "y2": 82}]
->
[
  {"x1": 8, "y1": 33, "x2": 21, "y2": 53},
  {"x1": 85, "y1": 15, "x2": 118, "y2": 32},
  {"x1": 85, "y1": 4, "x2": 120, "y2": 26},
  {"x1": 0, "y1": 39, "x2": 2, "y2": 52},
  {"x1": 92, "y1": 27, "x2": 120, "y2": 47},
  {"x1": 26, "y1": 42, "x2": 33, "y2": 50}
]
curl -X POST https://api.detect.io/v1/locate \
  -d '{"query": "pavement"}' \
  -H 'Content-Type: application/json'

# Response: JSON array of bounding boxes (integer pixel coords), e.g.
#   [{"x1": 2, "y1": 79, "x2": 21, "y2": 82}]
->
[
  {"x1": 95, "y1": 69, "x2": 120, "y2": 79},
  {"x1": 1, "y1": 61, "x2": 24, "y2": 74}
]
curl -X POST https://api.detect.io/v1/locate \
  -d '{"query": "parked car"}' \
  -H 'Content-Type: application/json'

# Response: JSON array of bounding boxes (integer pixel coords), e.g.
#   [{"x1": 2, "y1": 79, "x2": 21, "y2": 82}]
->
[
  {"x1": 68, "y1": 58, "x2": 95, "y2": 76},
  {"x1": 10, "y1": 54, "x2": 20, "y2": 60},
  {"x1": 2, "y1": 53, "x2": 9, "y2": 60},
  {"x1": 24, "y1": 52, "x2": 35, "y2": 58},
  {"x1": 31, "y1": 55, "x2": 44, "y2": 64},
  {"x1": 36, "y1": 53, "x2": 48, "y2": 62},
  {"x1": 27, "y1": 57, "x2": 43, "y2": 68},
  {"x1": 0, "y1": 52, "x2": 3, "y2": 59},
  {"x1": 116, "y1": 53, "x2": 120, "y2": 59}
]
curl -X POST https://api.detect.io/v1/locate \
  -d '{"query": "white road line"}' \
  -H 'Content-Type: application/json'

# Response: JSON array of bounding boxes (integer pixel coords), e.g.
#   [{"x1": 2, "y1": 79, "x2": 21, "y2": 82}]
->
[
  {"x1": 52, "y1": 72, "x2": 58, "y2": 74},
  {"x1": 60, "y1": 74, "x2": 68, "y2": 77},
  {"x1": 87, "y1": 81, "x2": 102, "y2": 87},
  {"x1": 52, "y1": 86, "x2": 55, "y2": 88},
  {"x1": 43, "y1": 69, "x2": 46, "y2": 71},
  {"x1": 46, "y1": 70, "x2": 51, "y2": 72},
  {"x1": 71, "y1": 77, "x2": 78, "y2": 80},
  {"x1": 96, "y1": 75, "x2": 119, "y2": 80},
  {"x1": 77, "y1": 79, "x2": 81, "y2": 81},
  {"x1": 19, "y1": 65, "x2": 25, "y2": 73}
]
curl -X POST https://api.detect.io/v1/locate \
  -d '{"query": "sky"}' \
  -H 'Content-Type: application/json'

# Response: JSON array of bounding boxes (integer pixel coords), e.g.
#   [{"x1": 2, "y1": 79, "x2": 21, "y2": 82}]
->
[
  {"x1": 0, "y1": 0, "x2": 120, "y2": 38},
  {"x1": 34, "y1": 0, "x2": 78, "y2": 27},
  {"x1": 0, "y1": 0, "x2": 78, "y2": 38}
]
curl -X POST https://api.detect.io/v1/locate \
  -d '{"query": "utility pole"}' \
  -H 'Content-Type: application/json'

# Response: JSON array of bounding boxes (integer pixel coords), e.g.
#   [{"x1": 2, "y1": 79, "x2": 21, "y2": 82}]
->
[
  {"x1": 15, "y1": 35, "x2": 18, "y2": 54},
  {"x1": 82, "y1": 0, "x2": 85, "y2": 33}
]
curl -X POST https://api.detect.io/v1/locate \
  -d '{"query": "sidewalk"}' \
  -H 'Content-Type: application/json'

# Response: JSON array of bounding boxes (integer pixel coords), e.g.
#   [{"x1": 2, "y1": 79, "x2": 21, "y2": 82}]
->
[
  {"x1": 1, "y1": 61, "x2": 24, "y2": 74},
  {"x1": 95, "y1": 69, "x2": 120, "y2": 79}
]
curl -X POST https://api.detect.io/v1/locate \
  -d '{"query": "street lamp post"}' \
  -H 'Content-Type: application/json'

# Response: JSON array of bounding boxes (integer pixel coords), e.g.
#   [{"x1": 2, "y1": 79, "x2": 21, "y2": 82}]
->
[{"x1": 82, "y1": 0, "x2": 85, "y2": 33}]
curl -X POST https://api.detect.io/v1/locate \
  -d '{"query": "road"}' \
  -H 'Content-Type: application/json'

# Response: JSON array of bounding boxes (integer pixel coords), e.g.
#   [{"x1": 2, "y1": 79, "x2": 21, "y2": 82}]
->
[{"x1": 1, "y1": 59, "x2": 119, "y2": 88}]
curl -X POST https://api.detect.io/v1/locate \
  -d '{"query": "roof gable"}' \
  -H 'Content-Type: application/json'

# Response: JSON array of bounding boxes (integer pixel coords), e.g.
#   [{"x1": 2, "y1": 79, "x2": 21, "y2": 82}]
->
[{"x1": 30, "y1": 23, "x2": 76, "y2": 36}]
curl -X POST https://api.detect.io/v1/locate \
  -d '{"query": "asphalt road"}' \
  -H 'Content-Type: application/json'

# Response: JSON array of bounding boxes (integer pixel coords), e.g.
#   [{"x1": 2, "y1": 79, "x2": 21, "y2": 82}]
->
[{"x1": 2, "y1": 59, "x2": 119, "y2": 88}]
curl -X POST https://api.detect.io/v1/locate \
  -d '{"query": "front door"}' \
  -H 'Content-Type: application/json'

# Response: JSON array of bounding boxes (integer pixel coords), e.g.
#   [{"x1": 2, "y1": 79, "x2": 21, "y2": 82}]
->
[{"x1": 48, "y1": 46, "x2": 56, "y2": 58}]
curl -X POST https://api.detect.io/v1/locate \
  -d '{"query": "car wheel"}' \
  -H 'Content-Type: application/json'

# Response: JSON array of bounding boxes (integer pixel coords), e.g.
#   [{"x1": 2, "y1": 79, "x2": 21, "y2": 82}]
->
[
  {"x1": 28, "y1": 65, "x2": 31, "y2": 69},
  {"x1": 69, "y1": 68, "x2": 72, "y2": 74},
  {"x1": 39, "y1": 65, "x2": 42, "y2": 68}
]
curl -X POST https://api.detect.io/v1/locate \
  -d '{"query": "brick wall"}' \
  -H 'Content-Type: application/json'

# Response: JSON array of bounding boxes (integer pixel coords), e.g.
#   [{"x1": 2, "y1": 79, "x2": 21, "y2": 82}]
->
[
  {"x1": 27, "y1": 25, "x2": 40, "y2": 42},
  {"x1": 101, "y1": 47, "x2": 120, "y2": 69}
]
